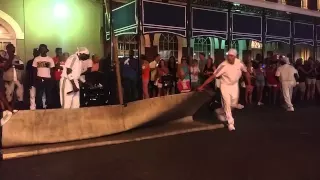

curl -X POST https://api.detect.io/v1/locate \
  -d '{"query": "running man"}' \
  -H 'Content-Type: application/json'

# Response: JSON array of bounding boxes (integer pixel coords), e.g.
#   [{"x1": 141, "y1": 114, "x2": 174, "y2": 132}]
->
[
  {"x1": 198, "y1": 49, "x2": 253, "y2": 131},
  {"x1": 60, "y1": 47, "x2": 90, "y2": 109}
]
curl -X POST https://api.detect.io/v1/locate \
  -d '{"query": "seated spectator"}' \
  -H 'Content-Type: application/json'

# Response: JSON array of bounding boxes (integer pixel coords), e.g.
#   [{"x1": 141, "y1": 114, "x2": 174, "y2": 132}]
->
[
  {"x1": 190, "y1": 59, "x2": 200, "y2": 90},
  {"x1": 91, "y1": 54, "x2": 100, "y2": 72},
  {"x1": 33, "y1": 44, "x2": 55, "y2": 109},
  {"x1": 26, "y1": 48, "x2": 40, "y2": 110},
  {"x1": 3, "y1": 44, "x2": 24, "y2": 109}
]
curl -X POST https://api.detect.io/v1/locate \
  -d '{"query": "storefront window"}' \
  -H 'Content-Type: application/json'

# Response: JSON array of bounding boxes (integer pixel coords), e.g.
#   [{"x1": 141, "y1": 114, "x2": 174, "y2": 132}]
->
[
  {"x1": 193, "y1": 37, "x2": 211, "y2": 60},
  {"x1": 118, "y1": 35, "x2": 138, "y2": 58},
  {"x1": 159, "y1": 33, "x2": 178, "y2": 60}
]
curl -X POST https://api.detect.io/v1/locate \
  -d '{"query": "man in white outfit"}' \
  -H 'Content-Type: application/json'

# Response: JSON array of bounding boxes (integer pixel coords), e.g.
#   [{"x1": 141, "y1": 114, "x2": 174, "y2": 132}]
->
[
  {"x1": 60, "y1": 47, "x2": 90, "y2": 109},
  {"x1": 276, "y1": 56, "x2": 299, "y2": 112},
  {"x1": 198, "y1": 49, "x2": 253, "y2": 131}
]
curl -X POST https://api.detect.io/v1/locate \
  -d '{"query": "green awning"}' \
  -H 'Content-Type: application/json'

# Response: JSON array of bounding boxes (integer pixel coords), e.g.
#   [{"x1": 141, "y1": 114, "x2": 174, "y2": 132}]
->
[{"x1": 106, "y1": 1, "x2": 137, "y2": 40}]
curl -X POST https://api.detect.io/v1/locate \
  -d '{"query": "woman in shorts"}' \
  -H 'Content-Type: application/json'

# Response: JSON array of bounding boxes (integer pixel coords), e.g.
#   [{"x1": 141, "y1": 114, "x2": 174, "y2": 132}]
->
[{"x1": 254, "y1": 62, "x2": 266, "y2": 106}]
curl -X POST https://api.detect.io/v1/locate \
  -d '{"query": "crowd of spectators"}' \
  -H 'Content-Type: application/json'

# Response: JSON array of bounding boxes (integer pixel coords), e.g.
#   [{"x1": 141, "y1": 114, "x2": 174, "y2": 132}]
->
[
  {"x1": 1, "y1": 42, "x2": 320, "y2": 125},
  {"x1": 0, "y1": 43, "x2": 102, "y2": 125}
]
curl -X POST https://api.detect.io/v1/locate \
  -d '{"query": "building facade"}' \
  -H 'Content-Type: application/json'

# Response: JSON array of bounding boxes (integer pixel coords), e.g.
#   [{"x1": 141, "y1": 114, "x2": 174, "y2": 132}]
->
[{"x1": 110, "y1": 0, "x2": 320, "y2": 62}]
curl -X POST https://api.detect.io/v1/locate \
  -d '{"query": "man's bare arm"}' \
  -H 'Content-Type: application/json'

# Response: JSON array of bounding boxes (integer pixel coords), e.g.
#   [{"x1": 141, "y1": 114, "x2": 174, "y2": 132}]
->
[{"x1": 198, "y1": 74, "x2": 216, "y2": 89}]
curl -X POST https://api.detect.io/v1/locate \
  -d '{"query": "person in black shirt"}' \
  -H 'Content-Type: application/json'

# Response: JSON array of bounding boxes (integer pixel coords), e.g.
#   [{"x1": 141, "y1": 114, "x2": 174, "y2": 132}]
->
[
  {"x1": 293, "y1": 58, "x2": 307, "y2": 101},
  {"x1": 305, "y1": 58, "x2": 316, "y2": 100},
  {"x1": 25, "y1": 48, "x2": 39, "y2": 110}
]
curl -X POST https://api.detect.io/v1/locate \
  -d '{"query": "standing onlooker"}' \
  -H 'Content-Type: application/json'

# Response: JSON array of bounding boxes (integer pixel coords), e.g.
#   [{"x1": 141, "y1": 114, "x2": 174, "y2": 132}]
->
[
  {"x1": 3, "y1": 44, "x2": 24, "y2": 109},
  {"x1": 294, "y1": 58, "x2": 307, "y2": 101},
  {"x1": 177, "y1": 57, "x2": 191, "y2": 93},
  {"x1": 60, "y1": 47, "x2": 90, "y2": 109},
  {"x1": 149, "y1": 54, "x2": 161, "y2": 97},
  {"x1": 245, "y1": 61, "x2": 255, "y2": 105},
  {"x1": 25, "y1": 48, "x2": 39, "y2": 110},
  {"x1": 266, "y1": 62, "x2": 279, "y2": 105},
  {"x1": 141, "y1": 55, "x2": 150, "y2": 99},
  {"x1": 255, "y1": 62, "x2": 266, "y2": 105},
  {"x1": 276, "y1": 57, "x2": 299, "y2": 112},
  {"x1": 122, "y1": 50, "x2": 138, "y2": 103},
  {"x1": 190, "y1": 59, "x2": 200, "y2": 90},
  {"x1": 315, "y1": 61, "x2": 320, "y2": 98},
  {"x1": 0, "y1": 50, "x2": 15, "y2": 125},
  {"x1": 52, "y1": 48, "x2": 64, "y2": 108},
  {"x1": 91, "y1": 55, "x2": 100, "y2": 72},
  {"x1": 203, "y1": 57, "x2": 215, "y2": 89},
  {"x1": 156, "y1": 59, "x2": 169, "y2": 96},
  {"x1": 305, "y1": 58, "x2": 316, "y2": 100},
  {"x1": 198, "y1": 52, "x2": 207, "y2": 84},
  {"x1": 32, "y1": 44, "x2": 55, "y2": 109},
  {"x1": 168, "y1": 56, "x2": 177, "y2": 94}
]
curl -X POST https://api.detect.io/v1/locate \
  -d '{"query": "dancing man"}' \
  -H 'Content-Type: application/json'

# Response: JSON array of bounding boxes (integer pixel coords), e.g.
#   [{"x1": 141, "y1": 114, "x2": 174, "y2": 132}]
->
[
  {"x1": 198, "y1": 49, "x2": 253, "y2": 131},
  {"x1": 60, "y1": 47, "x2": 90, "y2": 109}
]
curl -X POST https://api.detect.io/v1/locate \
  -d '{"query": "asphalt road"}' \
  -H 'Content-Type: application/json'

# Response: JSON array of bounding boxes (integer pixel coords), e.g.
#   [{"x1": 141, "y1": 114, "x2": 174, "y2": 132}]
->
[{"x1": 1, "y1": 105, "x2": 320, "y2": 180}]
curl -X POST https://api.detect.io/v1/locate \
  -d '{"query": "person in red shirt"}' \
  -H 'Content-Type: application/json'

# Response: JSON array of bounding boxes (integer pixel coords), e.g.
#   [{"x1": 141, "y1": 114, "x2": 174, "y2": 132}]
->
[
  {"x1": 52, "y1": 48, "x2": 64, "y2": 108},
  {"x1": 266, "y1": 63, "x2": 279, "y2": 105}
]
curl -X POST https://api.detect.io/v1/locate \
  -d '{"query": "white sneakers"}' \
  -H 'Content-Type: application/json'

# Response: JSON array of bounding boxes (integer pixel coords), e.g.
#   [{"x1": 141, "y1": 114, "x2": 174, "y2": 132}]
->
[
  {"x1": 228, "y1": 124, "x2": 236, "y2": 131},
  {"x1": 257, "y1": 102, "x2": 264, "y2": 106},
  {"x1": 1, "y1": 110, "x2": 13, "y2": 126},
  {"x1": 0, "y1": 110, "x2": 18, "y2": 126},
  {"x1": 215, "y1": 109, "x2": 227, "y2": 122},
  {"x1": 287, "y1": 107, "x2": 294, "y2": 112},
  {"x1": 234, "y1": 104, "x2": 244, "y2": 109}
]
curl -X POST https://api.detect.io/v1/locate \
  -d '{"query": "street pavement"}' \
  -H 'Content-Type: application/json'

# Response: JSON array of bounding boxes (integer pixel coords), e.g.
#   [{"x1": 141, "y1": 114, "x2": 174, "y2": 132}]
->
[{"x1": 1, "y1": 104, "x2": 320, "y2": 180}]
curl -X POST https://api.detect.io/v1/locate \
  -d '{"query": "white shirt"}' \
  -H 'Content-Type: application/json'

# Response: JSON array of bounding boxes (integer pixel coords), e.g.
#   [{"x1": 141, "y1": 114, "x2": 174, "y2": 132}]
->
[
  {"x1": 32, "y1": 56, "x2": 55, "y2": 78},
  {"x1": 213, "y1": 58, "x2": 247, "y2": 86},
  {"x1": 61, "y1": 54, "x2": 82, "y2": 81},
  {"x1": 190, "y1": 66, "x2": 200, "y2": 82},
  {"x1": 276, "y1": 64, "x2": 298, "y2": 83},
  {"x1": 149, "y1": 60, "x2": 157, "y2": 81},
  {"x1": 81, "y1": 59, "x2": 93, "y2": 73}
]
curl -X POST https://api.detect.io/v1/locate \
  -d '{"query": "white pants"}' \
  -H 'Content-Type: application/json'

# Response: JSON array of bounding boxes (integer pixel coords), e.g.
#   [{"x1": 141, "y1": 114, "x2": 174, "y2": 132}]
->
[
  {"x1": 281, "y1": 81, "x2": 295, "y2": 108},
  {"x1": 60, "y1": 78, "x2": 80, "y2": 109},
  {"x1": 217, "y1": 84, "x2": 239, "y2": 125}
]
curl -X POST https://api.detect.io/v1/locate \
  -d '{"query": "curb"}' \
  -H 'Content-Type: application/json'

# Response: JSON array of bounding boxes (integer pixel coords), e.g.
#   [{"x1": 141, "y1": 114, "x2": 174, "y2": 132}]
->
[{"x1": 2, "y1": 123, "x2": 224, "y2": 160}]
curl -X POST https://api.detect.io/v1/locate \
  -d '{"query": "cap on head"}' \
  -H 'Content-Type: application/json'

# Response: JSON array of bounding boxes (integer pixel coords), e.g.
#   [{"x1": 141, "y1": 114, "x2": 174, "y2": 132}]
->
[
  {"x1": 282, "y1": 56, "x2": 290, "y2": 64},
  {"x1": 227, "y1": 49, "x2": 237, "y2": 56},
  {"x1": 76, "y1": 47, "x2": 90, "y2": 55}
]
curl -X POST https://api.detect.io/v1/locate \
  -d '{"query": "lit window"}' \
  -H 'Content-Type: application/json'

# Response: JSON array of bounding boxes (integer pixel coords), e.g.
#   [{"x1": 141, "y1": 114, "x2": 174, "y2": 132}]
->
[
  {"x1": 251, "y1": 41, "x2": 262, "y2": 49},
  {"x1": 193, "y1": 37, "x2": 211, "y2": 60},
  {"x1": 159, "y1": 33, "x2": 178, "y2": 60},
  {"x1": 118, "y1": 35, "x2": 138, "y2": 58}
]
